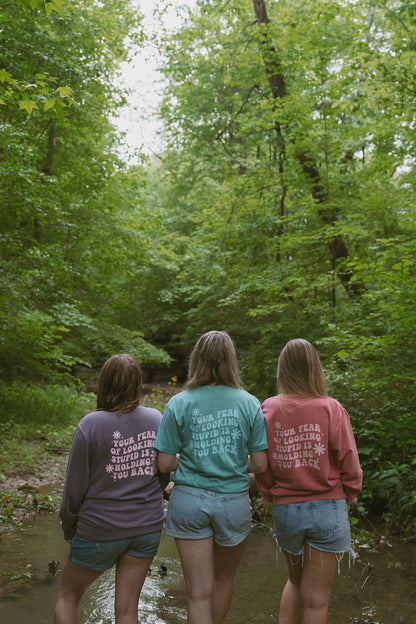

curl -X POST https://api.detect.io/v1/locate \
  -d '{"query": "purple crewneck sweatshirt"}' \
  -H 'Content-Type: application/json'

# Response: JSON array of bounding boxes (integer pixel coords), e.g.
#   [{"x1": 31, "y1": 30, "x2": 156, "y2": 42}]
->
[{"x1": 59, "y1": 406, "x2": 168, "y2": 541}]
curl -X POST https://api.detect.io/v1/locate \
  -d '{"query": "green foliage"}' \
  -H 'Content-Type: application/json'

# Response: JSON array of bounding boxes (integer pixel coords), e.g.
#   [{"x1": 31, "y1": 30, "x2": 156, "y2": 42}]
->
[
  {"x1": 0, "y1": 380, "x2": 95, "y2": 426},
  {"x1": 0, "y1": 0, "x2": 171, "y2": 383},
  {"x1": 19, "y1": 0, "x2": 64, "y2": 16}
]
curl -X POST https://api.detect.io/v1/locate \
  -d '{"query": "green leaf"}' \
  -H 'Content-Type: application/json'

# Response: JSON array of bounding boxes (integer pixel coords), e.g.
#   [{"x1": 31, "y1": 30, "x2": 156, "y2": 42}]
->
[
  {"x1": 0, "y1": 69, "x2": 12, "y2": 83},
  {"x1": 45, "y1": 0, "x2": 65, "y2": 17},
  {"x1": 55, "y1": 86, "x2": 73, "y2": 98},
  {"x1": 44, "y1": 98, "x2": 57, "y2": 111},
  {"x1": 18, "y1": 99, "x2": 38, "y2": 114},
  {"x1": 20, "y1": 0, "x2": 44, "y2": 9}
]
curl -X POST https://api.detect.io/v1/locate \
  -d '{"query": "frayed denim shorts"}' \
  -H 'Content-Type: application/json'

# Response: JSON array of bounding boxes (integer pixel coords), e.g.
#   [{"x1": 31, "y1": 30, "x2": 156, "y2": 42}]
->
[
  {"x1": 273, "y1": 498, "x2": 352, "y2": 556},
  {"x1": 70, "y1": 530, "x2": 162, "y2": 571},
  {"x1": 165, "y1": 484, "x2": 252, "y2": 546}
]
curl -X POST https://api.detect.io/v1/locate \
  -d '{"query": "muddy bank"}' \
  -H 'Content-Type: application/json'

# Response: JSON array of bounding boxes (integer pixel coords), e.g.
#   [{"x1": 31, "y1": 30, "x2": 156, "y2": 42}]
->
[
  {"x1": 0, "y1": 452, "x2": 68, "y2": 534},
  {"x1": 1, "y1": 454, "x2": 68, "y2": 496}
]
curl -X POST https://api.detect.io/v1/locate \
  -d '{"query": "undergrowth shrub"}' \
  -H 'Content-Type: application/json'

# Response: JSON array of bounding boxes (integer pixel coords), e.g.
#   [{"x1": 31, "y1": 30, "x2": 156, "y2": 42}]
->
[{"x1": 0, "y1": 381, "x2": 96, "y2": 425}]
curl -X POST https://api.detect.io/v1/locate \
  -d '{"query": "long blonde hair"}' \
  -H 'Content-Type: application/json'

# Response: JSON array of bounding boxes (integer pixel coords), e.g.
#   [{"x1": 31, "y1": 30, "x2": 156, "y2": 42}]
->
[
  {"x1": 96, "y1": 354, "x2": 142, "y2": 415},
  {"x1": 185, "y1": 331, "x2": 243, "y2": 390},
  {"x1": 277, "y1": 339, "x2": 327, "y2": 398}
]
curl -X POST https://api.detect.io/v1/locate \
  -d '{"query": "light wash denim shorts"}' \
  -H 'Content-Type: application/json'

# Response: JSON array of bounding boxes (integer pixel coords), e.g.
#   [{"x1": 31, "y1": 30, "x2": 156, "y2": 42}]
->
[
  {"x1": 70, "y1": 530, "x2": 162, "y2": 571},
  {"x1": 165, "y1": 484, "x2": 252, "y2": 546},
  {"x1": 273, "y1": 498, "x2": 352, "y2": 556}
]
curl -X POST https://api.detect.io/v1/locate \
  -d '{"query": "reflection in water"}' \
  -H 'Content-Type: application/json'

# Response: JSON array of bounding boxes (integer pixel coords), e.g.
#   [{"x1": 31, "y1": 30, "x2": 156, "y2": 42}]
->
[
  {"x1": 78, "y1": 536, "x2": 187, "y2": 624},
  {"x1": 0, "y1": 514, "x2": 415, "y2": 623}
]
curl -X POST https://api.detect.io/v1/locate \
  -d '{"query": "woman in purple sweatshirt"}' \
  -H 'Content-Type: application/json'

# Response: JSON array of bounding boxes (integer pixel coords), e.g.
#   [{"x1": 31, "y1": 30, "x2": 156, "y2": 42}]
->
[{"x1": 55, "y1": 354, "x2": 168, "y2": 624}]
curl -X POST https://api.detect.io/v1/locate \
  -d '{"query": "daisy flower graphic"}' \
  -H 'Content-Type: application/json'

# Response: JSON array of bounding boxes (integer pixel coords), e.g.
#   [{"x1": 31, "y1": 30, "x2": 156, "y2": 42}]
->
[
  {"x1": 274, "y1": 421, "x2": 282, "y2": 432},
  {"x1": 113, "y1": 430, "x2": 121, "y2": 439},
  {"x1": 313, "y1": 442, "x2": 326, "y2": 456},
  {"x1": 191, "y1": 408, "x2": 201, "y2": 417},
  {"x1": 105, "y1": 464, "x2": 114, "y2": 473}
]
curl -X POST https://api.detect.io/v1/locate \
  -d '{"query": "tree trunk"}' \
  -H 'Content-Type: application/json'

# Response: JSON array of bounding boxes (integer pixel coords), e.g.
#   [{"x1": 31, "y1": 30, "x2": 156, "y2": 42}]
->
[{"x1": 252, "y1": 0, "x2": 364, "y2": 297}]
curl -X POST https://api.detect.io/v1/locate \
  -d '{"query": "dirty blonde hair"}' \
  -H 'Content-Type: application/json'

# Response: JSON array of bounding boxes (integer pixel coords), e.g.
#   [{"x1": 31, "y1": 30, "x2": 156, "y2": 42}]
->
[
  {"x1": 185, "y1": 331, "x2": 243, "y2": 390},
  {"x1": 277, "y1": 339, "x2": 327, "y2": 398},
  {"x1": 96, "y1": 354, "x2": 142, "y2": 415}
]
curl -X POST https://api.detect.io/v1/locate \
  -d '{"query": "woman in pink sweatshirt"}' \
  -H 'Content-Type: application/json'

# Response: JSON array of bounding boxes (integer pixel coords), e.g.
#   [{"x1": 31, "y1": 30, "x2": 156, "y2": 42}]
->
[{"x1": 256, "y1": 339, "x2": 362, "y2": 624}]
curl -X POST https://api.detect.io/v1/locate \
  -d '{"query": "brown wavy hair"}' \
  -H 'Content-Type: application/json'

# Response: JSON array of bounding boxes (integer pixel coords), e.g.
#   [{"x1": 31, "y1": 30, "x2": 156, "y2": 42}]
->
[
  {"x1": 277, "y1": 339, "x2": 327, "y2": 398},
  {"x1": 185, "y1": 330, "x2": 243, "y2": 390},
  {"x1": 96, "y1": 354, "x2": 142, "y2": 415}
]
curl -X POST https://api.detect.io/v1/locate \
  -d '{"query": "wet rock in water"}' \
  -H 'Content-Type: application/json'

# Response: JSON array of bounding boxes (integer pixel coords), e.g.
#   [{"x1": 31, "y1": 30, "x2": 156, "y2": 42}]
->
[
  {"x1": 48, "y1": 560, "x2": 59, "y2": 576},
  {"x1": 157, "y1": 563, "x2": 167, "y2": 578},
  {"x1": 17, "y1": 481, "x2": 37, "y2": 493}
]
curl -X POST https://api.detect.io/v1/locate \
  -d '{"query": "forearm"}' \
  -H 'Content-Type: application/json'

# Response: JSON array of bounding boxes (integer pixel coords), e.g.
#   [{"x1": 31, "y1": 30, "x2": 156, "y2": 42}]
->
[
  {"x1": 157, "y1": 451, "x2": 179, "y2": 473},
  {"x1": 248, "y1": 450, "x2": 268, "y2": 474}
]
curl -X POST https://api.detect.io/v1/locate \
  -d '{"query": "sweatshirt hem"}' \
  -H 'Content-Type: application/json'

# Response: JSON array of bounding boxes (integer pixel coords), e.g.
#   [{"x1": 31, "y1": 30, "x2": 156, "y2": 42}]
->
[
  {"x1": 75, "y1": 519, "x2": 165, "y2": 542},
  {"x1": 271, "y1": 491, "x2": 347, "y2": 506}
]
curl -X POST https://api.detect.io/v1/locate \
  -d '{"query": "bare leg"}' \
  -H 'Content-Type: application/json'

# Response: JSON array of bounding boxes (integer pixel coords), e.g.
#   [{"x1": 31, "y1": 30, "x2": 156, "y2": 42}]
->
[
  {"x1": 278, "y1": 546, "x2": 338, "y2": 624},
  {"x1": 114, "y1": 553, "x2": 153, "y2": 624},
  {"x1": 54, "y1": 556, "x2": 103, "y2": 624},
  {"x1": 279, "y1": 550, "x2": 303, "y2": 624},
  {"x1": 300, "y1": 545, "x2": 338, "y2": 624},
  {"x1": 211, "y1": 538, "x2": 247, "y2": 624},
  {"x1": 175, "y1": 537, "x2": 214, "y2": 624}
]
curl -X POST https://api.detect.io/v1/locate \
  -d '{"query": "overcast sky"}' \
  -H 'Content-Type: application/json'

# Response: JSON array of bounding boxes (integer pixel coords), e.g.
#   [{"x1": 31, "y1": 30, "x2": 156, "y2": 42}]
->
[{"x1": 114, "y1": 0, "x2": 192, "y2": 161}]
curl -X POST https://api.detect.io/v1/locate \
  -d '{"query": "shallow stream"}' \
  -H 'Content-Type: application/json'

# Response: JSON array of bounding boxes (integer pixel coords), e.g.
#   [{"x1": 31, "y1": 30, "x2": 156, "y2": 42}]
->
[{"x1": 0, "y1": 513, "x2": 415, "y2": 623}]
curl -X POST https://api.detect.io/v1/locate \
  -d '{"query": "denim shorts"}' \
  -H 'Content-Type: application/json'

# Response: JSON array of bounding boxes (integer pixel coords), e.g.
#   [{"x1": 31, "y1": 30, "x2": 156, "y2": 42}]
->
[
  {"x1": 70, "y1": 530, "x2": 162, "y2": 571},
  {"x1": 165, "y1": 484, "x2": 252, "y2": 546},
  {"x1": 273, "y1": 499, "x2": 352, "y2": 556}
]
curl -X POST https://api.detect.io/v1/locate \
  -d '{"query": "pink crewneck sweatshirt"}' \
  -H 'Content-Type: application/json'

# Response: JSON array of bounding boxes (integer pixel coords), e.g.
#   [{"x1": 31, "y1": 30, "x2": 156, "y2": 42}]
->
[{"x1": 255, "y1": 395, "x2": 362, "y2": 505}]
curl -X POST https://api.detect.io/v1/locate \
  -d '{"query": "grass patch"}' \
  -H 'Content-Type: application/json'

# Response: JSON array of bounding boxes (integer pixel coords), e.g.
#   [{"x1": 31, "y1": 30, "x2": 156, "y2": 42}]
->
[
  {"x1": 0, "y1": 382, "x2": 96, "y2": 478},
  {"x1": 0, "y1": 381, "x2": 96, "y2": 425}
]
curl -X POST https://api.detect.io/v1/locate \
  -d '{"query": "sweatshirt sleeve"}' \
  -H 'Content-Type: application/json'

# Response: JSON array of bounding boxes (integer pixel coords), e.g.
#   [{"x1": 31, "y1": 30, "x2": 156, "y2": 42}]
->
[
  {"x1": 59, "y1": 427, "x2": 90, "y2": 540},
  {"x1": 331, "y1": 407, "x2": 363, "y2": 505}
]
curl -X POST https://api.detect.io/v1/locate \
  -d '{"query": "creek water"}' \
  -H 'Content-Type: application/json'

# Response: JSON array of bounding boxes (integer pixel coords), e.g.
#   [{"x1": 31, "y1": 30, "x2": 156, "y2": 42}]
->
[{"x1": 0, "y1": 513, "x2": 415, "y2": 624}]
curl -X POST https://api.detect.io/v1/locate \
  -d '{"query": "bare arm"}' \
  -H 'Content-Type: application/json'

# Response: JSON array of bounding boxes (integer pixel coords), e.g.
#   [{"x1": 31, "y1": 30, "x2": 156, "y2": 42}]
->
[
  {"x1": 157, "y1": 451, "x2": 179, "y2": 473},
  {"x1": 248, "y1": 450, "x2": 268, "y2": 474}
]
